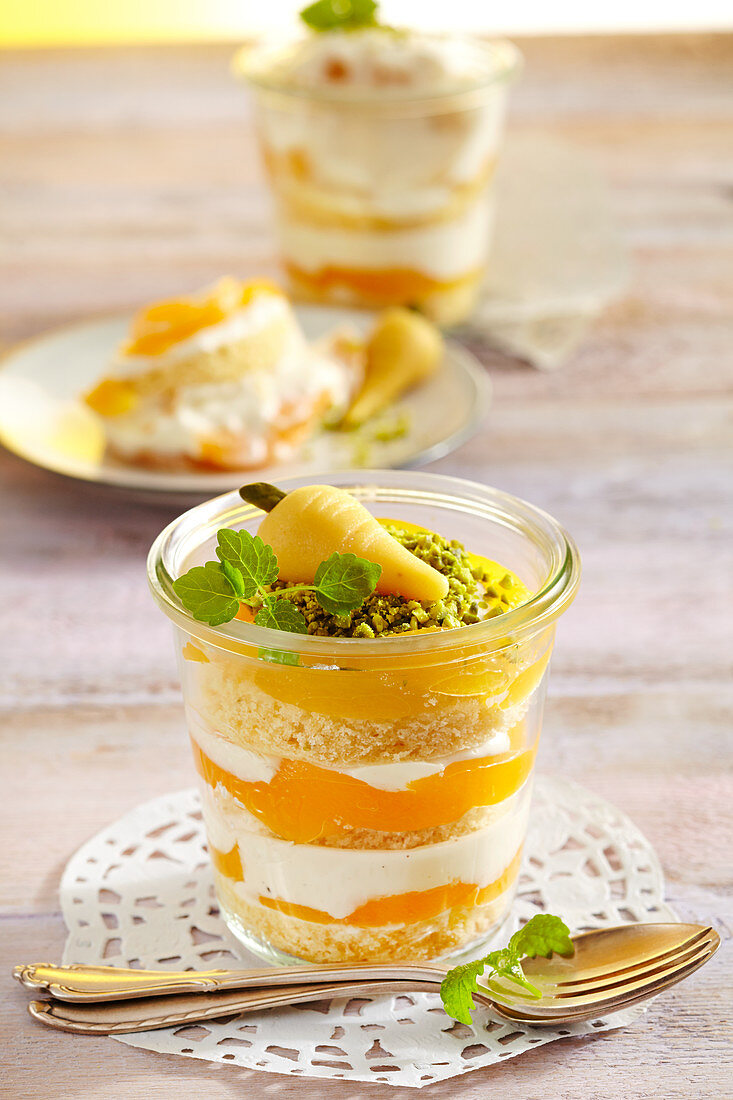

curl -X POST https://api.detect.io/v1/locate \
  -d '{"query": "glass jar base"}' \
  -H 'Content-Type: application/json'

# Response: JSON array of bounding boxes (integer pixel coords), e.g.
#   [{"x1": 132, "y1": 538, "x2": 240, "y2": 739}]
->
[
  {"x1": 221, "y1": 903, "x2": 314, "y2": 967},
  {"x1": 220, "y1": 899, "x2": 516, "y2": 968}
]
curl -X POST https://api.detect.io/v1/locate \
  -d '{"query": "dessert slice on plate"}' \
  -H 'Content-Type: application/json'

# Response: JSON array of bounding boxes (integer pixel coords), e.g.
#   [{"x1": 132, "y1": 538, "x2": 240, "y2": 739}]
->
[{"x1": 84, "y1": 277, "x2": 362, "y2": 471}]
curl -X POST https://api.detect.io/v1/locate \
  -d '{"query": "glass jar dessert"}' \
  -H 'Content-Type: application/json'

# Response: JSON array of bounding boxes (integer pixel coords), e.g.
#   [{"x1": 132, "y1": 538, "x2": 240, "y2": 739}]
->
[
  {"x1": 148, "y1": 471, "x2": 579, "y2": 964},
  {"x1": 235, "y1": 27, "x2": 520, "y2": 325}
]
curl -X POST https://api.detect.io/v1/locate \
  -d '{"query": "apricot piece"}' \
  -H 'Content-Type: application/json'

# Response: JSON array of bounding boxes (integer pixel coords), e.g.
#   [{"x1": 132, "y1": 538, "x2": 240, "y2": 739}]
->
[
  {"x1": 287, "y1": 261, "x2": 468, "y2": 302},
  {"x1": 84, "y1": 378, "x2": 139, "y2": 417},
  {"x1": 123, "y1": 278, "x2": 282, "y2": 357},
  {"x1": 256, "y1": 484, "x2": 449, "y2": 603},
  {"x1": 192, "y1": 739, "x2": 535, "y2": 842},
  {"x1": 182, "y1": 642, "x2": 209, "y2": 663},
  {"x1": 500, "y1": 646, "x2": 552, "y2": 709},
  {"x1": 209, "y1": 841, "x2": 243, "y2": 881},
  {"x1": 343, "y1": 307, "x2": 443, "y2": 427}
]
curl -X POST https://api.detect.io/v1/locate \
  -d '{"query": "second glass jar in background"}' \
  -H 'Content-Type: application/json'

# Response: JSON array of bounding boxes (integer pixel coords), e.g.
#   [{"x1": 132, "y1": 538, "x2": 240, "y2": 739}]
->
[{"x1": 236, "y1": 36, "x2": 521, "y2": 325}]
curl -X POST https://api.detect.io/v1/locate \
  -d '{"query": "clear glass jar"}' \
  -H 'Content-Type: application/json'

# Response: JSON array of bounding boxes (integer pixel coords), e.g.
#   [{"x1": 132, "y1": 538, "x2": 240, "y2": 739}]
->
[
  {"x1": 235, "y1": 35, "x2": 521, "y2": 325},
  {"x1": 148, "y1": 471, "x2": 579, "y2": 964}
]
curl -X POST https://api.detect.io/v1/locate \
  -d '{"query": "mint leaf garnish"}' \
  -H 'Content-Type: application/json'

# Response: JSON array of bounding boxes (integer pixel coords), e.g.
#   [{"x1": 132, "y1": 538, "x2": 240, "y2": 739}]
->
[
  {"x1": 479, "y1": 949, "x2": 542, "y2": 997},
  {"x1": 314, "y1": 552, "x2": 381, "y2": 615},
  {"x1": 509, "y1": 913, "x2": 575, "y2": 961},
  {"x1": 440, "y1": 914, "x2": 574, "y2": 1025},
  {"x1": 216, "y1": 529, "x2": 278, "y2": 599},
  {"x1": 255, "y1": 600, "x2": 309, "y2": 634},
  {"x1": 172, "y1": 562, "x2": 241, "y2": 627},
  {"x1": 258, "y1": 647, "x2": 301, "y2": 666},
  {"x1": 439, "y1": 959, "x2": 486, "y2": 1027},
  {"x1": 300, "y1": 0, "x2": 378, "y2": 32},
  {"x1": 220, "y1": 559, "x2": 245, "y2": 598}
]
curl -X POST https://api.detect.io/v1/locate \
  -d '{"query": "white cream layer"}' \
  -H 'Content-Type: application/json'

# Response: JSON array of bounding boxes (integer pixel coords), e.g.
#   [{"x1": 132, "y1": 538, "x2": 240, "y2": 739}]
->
[
  {"x1": 264, "y1": 104, "x2": 501, "y2": 201},
  {"x1": 279, "y1": 192, "x2": 494, "y2": 281},
  {"x1": 114, "y1": 292, "x2": 291, "y2": 376},
  {"x1": 191, "y1": 720, "x2": 279, "y2": 784},
  {"x1": 203, "y1": 781, "x2": 530, "y2": 921},
  {"x1": 190, "y1": 715, "x2": 514, "y2": 793}
]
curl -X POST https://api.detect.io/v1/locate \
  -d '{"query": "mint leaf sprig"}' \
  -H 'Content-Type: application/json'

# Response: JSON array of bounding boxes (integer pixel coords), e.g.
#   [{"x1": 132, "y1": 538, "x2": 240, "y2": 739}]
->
[
  {"x1": 172, "y1": 527, "x2": 381, "y2": 635},
  {"x1": 440, "y1": 914, "x2": 574, "y2": 1025},
  {"x1": 300, "y1": 0, "x2": 379, "y2": 32}
]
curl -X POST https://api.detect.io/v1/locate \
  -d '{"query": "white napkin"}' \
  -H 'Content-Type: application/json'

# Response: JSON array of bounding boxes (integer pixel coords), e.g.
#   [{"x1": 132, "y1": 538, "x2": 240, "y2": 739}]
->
[{"x1": 464, "y1": 133, "x2": 629, "y2": 369}]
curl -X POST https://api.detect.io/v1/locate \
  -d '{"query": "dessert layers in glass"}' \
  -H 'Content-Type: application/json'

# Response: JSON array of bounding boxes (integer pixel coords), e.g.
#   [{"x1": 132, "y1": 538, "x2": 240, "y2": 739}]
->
[
  {"x1": 148, "y1": 473, "x2": 579, "y2": 963},
  {"x1": 238, "y1": 34, "x2": 520, "y2": 324},
  {"x1": 174, "y1": 615, "x2": 552, "y2": 963}
]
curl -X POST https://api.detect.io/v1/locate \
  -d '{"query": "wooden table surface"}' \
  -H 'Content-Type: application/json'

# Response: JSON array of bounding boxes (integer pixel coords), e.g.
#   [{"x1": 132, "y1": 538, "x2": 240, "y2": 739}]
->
[{"x1": 2, "y1": 32, "x2": 732, "y2": 1099}]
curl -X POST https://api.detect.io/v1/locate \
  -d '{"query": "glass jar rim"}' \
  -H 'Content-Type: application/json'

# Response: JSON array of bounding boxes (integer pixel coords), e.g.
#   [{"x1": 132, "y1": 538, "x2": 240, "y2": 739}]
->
[
  {"x1": 147, "y1": 471, "x2": 580, "y2": 660},
  {"x1": 233, "y1": 33, "x2": 522, "y2": 113}
]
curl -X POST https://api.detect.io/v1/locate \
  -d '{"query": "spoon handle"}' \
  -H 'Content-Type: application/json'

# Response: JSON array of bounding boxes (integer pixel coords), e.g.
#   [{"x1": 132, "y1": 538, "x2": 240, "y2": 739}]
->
[
  {"x1": 28, "y1": 978, "x2": 449, "y2": 1034},
  {"x1": 14, "y1": 960, "x2": 446, "y2": 1003}
]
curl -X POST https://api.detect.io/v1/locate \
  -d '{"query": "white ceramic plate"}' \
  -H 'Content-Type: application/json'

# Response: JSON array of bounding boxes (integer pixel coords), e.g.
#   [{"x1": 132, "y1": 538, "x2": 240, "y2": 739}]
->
[{"x1": 0, "y1": 305, "x2": 490, "y2": 497}]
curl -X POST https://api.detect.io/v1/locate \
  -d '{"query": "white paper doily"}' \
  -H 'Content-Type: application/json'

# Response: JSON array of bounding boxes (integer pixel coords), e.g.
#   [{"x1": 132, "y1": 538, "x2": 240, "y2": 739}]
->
[{"x1": 60, "y1": 776, "x2": 675, "y2": 1088}]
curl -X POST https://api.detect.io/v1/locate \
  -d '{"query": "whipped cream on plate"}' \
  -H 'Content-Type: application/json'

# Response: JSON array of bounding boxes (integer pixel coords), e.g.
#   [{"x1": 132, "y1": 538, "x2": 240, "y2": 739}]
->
[{"x1": 104, "y1": 332, "x2": 352, "y2": 464}]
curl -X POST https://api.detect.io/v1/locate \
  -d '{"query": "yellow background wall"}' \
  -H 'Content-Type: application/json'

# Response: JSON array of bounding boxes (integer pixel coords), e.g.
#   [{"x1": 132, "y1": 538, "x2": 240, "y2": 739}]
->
[
  {"x1": 2, "y1": 0, "x2": 728, "y2": 47},
  {"x1": 1, "y1": 0, "x2": 275, "y2": 47}
]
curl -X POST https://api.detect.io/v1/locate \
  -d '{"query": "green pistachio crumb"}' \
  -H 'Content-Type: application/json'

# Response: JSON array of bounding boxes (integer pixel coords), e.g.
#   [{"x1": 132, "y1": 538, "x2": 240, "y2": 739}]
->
[
  {"x1": 371, "y1": 412, "x2": 411, "y2": 442},
  {"x1": 264, "y1": 524, "x2": 528, "y2": 638}
]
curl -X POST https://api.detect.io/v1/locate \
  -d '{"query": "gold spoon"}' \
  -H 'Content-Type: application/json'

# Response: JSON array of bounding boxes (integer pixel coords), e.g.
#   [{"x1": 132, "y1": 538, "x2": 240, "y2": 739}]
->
[
  {"x1": 486, "y1": 921, "x2": 720, "y2": 1015},
  {"x1": 15, "y1": 923, "x2": 719, "y2": 1033}
]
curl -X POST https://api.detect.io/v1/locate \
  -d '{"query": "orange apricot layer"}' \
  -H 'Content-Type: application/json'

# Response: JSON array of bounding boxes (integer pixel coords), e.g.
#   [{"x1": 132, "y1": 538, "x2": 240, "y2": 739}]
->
[
  {"x1": 211, "y1": 846, "x2": 522, "y2": 928},
  {"x1": 84, "y1": 377, "x2": 140, "y2": 418},
  {"x1": 181, "y1": 520, "x2": 552, "y2": 723},
  {"x1": 123, "y1": 278, "x2": 282, "y2": 358},
  {"x1": 286, "y1": 261, "x2": 482, "y2": 306},
  {"x1": 193, "y1": 738, "x2": 535, "y2": 843},
  {"x1": 249, "y1": 638, "x2": 547, "y2": 723},
  {"x1": 210, "y1": 841, "x2": 244, "y2": 881}
]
